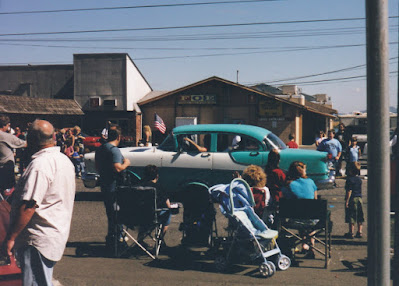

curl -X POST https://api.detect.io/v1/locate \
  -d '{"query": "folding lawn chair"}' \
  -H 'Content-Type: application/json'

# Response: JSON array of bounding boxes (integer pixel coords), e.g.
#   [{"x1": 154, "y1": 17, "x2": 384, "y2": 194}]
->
[
  {"x1": 278, "y1": 198, "x2": 333, "y2": 268},
  {"x1": 116, "y1": 185, "x2": 169, "y2": 259}
]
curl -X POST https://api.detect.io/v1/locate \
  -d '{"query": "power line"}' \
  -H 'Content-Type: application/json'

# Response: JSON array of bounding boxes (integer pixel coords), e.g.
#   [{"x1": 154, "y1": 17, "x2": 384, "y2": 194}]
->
[
  {"x1": 0, "y1": 17, "x2": 377, "y2": 37},
  {"x1": 0, "y1": 25, "x2": 377, "y2": 42},
  {"x1": 0, "y1": 0, "x2": 279, "y2": 15}
]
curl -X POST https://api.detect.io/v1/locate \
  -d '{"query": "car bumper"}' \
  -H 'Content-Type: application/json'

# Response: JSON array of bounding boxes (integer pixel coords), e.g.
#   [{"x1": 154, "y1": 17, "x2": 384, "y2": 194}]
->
[{"x1": 315, "y1": 177, "x2": 335, "y2": 190}]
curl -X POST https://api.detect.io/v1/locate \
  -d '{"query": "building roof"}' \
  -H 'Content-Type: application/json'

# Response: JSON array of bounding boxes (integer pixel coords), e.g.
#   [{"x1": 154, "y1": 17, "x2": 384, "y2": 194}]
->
[
  {"x1": 138, "y1": 76, "x2": 336, "y2": 118},
  {"x1": 139, "y1": 90, "x2": 169, "y2": 104},
  {"x1": 0, "y1": 95, "x2": 84, "y2": 115}
]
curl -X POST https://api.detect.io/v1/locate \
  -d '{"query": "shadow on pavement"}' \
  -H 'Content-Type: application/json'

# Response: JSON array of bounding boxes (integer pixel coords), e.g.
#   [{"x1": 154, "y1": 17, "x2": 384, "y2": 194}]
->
[
  {"x1": 331, "y1": 235, "x2": 367, "y2": 246},
  {"x1": 331, "y1": 259, "x2": 367, "y2": 277},
  {"x1": 75, "y1": 192, "x2": 103, "y2": 202},
  {"x1": 66, "y1": 241, "x2": 109, "y2": 258}
]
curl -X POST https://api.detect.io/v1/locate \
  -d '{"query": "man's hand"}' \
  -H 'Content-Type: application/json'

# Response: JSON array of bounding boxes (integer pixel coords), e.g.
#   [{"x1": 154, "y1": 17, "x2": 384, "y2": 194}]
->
[
  {"x1": 6, "y1": 239, "x2": 14, "y2": 257},
  {"x1": 123, "y1": 158, "x2": 130, "y2": 166},
  {"x1": 335, "y1": 156, "x2": 340, "y2": 161}
]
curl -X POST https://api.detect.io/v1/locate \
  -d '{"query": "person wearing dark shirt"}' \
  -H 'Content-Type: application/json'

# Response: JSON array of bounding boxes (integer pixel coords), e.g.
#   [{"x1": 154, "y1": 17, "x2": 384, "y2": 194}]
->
[
  {"x1": 335, "y1": 123, "x2": 351, "y2": 176},
  {"x1": 344, "y1": 162, "x2": 364, "y2": 238},
  {"x1": 137, "y1": 165, "x2": 171, "y2": 245},
  {"x1": 95, "y1": 127, "x2": 130, "y2": 252}
]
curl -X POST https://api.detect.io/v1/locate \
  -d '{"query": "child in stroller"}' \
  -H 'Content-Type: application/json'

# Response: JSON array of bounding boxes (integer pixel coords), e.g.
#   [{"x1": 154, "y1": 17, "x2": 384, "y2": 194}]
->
[{"x1": 209, "y1": 178, "x2": 291, "y2": 277}]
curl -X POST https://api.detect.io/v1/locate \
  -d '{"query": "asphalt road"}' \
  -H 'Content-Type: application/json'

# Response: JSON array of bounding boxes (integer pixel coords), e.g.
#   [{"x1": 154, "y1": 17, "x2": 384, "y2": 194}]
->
[{"x1": 53, "y1": 177, "x2": 369, "y2": 286}]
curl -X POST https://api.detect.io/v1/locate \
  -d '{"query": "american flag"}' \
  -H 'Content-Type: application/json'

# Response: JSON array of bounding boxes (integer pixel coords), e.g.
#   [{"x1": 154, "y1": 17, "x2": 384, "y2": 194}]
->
[{"x1": 154, "y1": 113, "x2": 166, "y2": 134}]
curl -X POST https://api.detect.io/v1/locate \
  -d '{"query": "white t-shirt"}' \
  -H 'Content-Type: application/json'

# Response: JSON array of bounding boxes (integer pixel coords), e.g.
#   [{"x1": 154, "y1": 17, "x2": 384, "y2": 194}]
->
[
  {"x1": 11, "y1": 146, "x2": 76, "y2": 261},
  {"x1": 232, "y1": 135, "x2": 241, "y2": 148}
]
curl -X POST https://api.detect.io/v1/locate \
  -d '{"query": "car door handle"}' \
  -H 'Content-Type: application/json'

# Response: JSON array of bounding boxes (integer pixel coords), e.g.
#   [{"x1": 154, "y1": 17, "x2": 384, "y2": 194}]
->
[
  {"x1": 201, "y1": 153, "x2": 211, "y2": 158},
  {"x1": 250, "y1": 152, "x2": 259, "y2": 156}
]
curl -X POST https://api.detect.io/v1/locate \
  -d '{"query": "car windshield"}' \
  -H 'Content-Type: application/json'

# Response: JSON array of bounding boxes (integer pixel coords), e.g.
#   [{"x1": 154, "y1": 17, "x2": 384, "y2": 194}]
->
[
  {"x1": 265, "y1": 133, "x2": 287, "y2": 150},
  {"x1": 157, "y1": 134, "x2": 176, "y2": 151}
]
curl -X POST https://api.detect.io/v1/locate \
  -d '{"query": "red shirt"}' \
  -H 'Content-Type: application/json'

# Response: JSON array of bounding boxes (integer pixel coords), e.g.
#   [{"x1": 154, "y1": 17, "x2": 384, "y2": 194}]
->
[
  {"x1": 286, "y1": 141, "x2": 298, "y2": 149},
  {"x1": 265, "y1": 168, "x2": 286, "y2": 203}
]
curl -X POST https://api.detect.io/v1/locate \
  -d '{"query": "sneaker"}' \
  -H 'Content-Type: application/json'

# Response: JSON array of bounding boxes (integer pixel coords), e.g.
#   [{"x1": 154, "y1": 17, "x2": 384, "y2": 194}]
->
[
  {"x1": 344, "y1": 232, "x2": 354, "y2": 239},
  {"x1": 355, "y1": 232, "x2": 363, "y2": 238}
]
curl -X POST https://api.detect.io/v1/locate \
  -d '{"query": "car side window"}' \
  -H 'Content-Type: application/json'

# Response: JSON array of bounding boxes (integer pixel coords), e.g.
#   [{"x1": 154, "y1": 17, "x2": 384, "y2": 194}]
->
[
  {"x1": 177, "y1": 133, "x2": 211, "y2": 153},
  {"x1": 234, "y1": 136, "x2": 260, "y2": 151}
]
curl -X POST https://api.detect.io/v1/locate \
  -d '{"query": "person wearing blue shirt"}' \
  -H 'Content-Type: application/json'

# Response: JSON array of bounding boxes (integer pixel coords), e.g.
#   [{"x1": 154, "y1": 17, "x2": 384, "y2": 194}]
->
[
  {"x1": 95, "y1": 127, "x2": 130, "y2": 255},
  {"x1": 282, "y1": 161, "x2": 318, "y2": 259},
  {"x1": 317, "y1": 130, "x2": 342, "y2": 160},
  {"x1": 317, "y1": 130, "x2": 342, "y2": 177}
]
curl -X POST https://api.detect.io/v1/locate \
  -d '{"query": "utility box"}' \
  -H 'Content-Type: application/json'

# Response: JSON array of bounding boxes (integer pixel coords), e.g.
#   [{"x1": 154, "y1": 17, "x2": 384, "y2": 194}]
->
[{"x1": 176, "y1": 117, "x2": 197, "y2": 127}]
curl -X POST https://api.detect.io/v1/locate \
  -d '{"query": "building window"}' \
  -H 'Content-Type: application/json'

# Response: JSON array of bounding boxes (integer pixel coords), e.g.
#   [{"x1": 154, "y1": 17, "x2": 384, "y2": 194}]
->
[
  {"x1": 89, "y1": 97, "x2": 100, "y2": 108},
  {"x1": 103, "y1": 99, "x2": 117, "y2": 107}
]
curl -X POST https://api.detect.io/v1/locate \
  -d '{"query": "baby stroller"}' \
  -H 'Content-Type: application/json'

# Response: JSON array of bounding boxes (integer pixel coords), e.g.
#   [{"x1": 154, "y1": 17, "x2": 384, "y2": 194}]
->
[
  {"x1": 178, "y1": 182, "x2": 218, "y2": 247},
  {"x1": 209, "y1": 178, "x2": 291, "y2": 277}
]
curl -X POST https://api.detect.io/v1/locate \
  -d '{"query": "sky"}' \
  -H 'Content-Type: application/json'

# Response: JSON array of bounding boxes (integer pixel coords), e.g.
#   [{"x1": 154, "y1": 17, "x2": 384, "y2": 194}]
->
[{"x1": 0, "y1": 0, "x2": 398, "y2": 114}]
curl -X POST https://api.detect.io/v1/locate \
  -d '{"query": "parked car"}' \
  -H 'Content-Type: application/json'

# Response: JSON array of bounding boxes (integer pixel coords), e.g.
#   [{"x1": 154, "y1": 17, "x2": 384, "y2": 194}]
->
[
  {"x1": 83, "y1": 124, "x2": 334, "y2": 191},
  {"x1": 83, "y1": 134, "x2": 102, "y2": 151}
]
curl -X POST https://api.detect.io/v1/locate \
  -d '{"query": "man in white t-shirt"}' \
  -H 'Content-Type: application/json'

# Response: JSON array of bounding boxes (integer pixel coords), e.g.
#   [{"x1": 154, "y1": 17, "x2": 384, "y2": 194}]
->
[{"x1": 5, "y1": 120, "x2": 75, "y2": 285}]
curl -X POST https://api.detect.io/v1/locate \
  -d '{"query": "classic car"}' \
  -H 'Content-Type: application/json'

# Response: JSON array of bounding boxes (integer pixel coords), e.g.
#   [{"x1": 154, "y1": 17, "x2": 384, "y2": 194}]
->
[{"x1": 83, "y1": 124, "x2": 334, "y2": 191}]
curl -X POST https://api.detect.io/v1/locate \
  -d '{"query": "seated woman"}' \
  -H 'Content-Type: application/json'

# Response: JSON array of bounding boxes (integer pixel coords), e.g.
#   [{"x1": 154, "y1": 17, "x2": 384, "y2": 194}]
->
[
  {"x1": 282, "y1": 161, "x2": 318, "y2": 259},
  {"x1": 241, "y1": 165, "x2": 271, "y2": 221},
  {"x1": 265, "y1": 149, "x2": 286, "y2": 204},
  {"x1": 138, "y1": 165, "x2": 171, "y2": 244}
]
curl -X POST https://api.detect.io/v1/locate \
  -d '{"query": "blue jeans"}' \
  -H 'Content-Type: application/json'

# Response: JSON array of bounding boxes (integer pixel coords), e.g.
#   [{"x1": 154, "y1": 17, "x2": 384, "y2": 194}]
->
[{"x1": 17, "y1": 245, "x2": 56, "y2": 286}]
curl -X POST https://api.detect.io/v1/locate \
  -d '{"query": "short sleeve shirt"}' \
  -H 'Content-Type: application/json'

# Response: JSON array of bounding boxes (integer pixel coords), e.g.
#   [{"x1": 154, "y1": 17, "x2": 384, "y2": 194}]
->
[
  {"x1": 0, "y1": 130, "x2": 26, "y2": 165},
  {"x1": 345, "y1": 176, "x2": 362, "y2": 198},
  {"x1": 95, "y1": 143, "x2": 124, "y2": 184},
  {"x1": 285, "y1": 178, "x2": 317, "y2": 199},
  {"x1": 11, "y1": 147, "x2": 76, "y2": 261},
  {"x1": 317, "y1": 138, "x2": 342, "y2": 158}
]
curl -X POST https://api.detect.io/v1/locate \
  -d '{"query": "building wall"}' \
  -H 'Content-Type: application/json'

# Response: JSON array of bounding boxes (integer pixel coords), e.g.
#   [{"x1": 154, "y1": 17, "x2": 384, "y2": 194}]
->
[
  {"x1": 126, "y1": 55, "x2": 152, "y2": 111},
  {"x1": 74, "y1": 54, "x2": 127, "y2": 111},
  {"x1": 0, "y1": 65, "x2": 74, "y2": 99}
]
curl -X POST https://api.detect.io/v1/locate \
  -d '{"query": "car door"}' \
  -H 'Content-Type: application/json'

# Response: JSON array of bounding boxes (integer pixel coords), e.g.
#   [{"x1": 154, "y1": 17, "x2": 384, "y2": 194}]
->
[
  {"x1": 228, "y1": 135, "x2": 265, "y2": 166},
  {"x1": 161, "y1": 133, "x2": 213, "y2": 189}
]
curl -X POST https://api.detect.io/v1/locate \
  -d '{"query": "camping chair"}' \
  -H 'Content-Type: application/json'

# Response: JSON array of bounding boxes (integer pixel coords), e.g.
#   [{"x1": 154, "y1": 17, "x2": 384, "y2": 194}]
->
[
  {"x1": 116, "y1": 185, "x2": 169, "y2": 259},
  {"x1": 278, "y1": 199, "x2": 332, "y2": 268}
]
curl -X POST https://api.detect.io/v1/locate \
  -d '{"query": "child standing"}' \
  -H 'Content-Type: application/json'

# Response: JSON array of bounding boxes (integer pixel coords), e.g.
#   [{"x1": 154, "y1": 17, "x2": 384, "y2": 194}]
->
[
  {"x1": 348, "y1": 137, "x2": 361, "y2": 163},
  {"x1": 72, "y1": 146, "x2": 85, "y2": 177},
  {"x1": 344, "y1": 162, "x2": 364, "y2": 238},
  {"x1": 286, "y1": 134, "x2": 298, "y2": 149}
]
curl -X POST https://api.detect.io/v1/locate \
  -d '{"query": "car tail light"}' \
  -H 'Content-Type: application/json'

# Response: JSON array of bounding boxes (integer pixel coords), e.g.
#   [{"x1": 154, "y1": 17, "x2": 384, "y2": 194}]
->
[{"x1": 327, "y1": 153, "x2": 332, "y2": 160}]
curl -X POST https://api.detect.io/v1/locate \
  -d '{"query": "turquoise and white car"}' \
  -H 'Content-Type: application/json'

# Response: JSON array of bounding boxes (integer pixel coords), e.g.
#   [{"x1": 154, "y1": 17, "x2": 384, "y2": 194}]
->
[{"x1": 83, "y1": 124, "x2": 333, "y2": 191}]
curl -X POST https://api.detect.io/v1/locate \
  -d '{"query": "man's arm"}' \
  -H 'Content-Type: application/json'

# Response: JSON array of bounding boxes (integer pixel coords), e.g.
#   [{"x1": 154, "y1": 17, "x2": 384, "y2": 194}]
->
[
  {"x1": 113, "y1": 158, "x2": 130, "y2": 173},
  {"x1": 6, "y1": 201, "x2": 37, "y2": 256}
]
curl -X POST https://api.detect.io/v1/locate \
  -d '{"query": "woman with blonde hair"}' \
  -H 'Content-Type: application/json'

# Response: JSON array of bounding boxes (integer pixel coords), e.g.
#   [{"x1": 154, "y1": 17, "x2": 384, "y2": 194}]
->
[
  {"x1": 143, "y1": 125, "x2": 152, "y2": 146},
  {"x1": 241, "y1": 165, "x2": 270, "y2": 219}
]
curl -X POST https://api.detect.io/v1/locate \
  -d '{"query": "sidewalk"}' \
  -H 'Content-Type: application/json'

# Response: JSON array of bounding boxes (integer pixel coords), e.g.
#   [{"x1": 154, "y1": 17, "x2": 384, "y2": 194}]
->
[{"x1": 53, "y1": 178, "x2": 369, "y2": 286}]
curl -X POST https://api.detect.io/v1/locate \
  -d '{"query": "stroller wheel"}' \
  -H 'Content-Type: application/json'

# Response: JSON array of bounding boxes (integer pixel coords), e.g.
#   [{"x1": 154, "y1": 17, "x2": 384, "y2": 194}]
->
[
  {"x1": 215, "y1": 255, "x2": 228, "y2": 272},
  {"x1": 259, "y1": 262, "x2": 273, "y2": 277},
  {"x1": 276, "y1": 254, "x2": 291, "y2": 271},
  {"x1": 267, "y1": 261, "x2": 276, "y2": 275}
]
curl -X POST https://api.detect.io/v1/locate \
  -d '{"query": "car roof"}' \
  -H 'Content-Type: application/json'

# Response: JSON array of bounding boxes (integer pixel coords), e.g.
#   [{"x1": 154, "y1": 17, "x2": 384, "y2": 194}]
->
[{"x1": 173, "y1": 124, "x2": 271, "y2": 142}]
